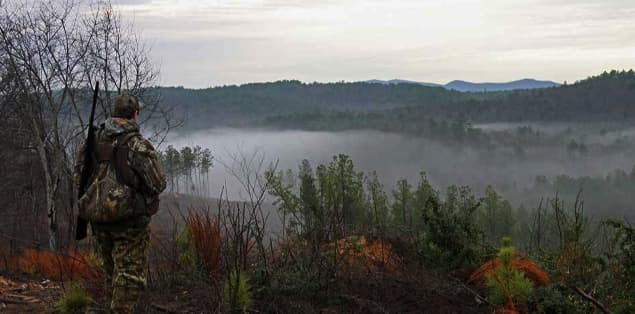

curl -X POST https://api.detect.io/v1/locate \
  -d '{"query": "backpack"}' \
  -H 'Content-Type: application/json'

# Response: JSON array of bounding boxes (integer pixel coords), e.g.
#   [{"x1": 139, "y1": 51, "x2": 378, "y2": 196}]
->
[{"x1": 78, "y1": 132, "x2": 145, "y2": 223}]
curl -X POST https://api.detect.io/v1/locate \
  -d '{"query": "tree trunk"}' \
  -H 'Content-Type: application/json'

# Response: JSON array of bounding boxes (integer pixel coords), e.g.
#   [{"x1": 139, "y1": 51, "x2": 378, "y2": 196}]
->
[{"x1": 34, "y1": 137, "x2": 56, "y2": 250}]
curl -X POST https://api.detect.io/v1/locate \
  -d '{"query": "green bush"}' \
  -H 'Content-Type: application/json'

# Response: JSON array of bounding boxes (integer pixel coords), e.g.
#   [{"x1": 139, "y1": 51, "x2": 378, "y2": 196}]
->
[
  {"x1": 224, "y1": 270, "x2": 252, "y2": 311},
  {"x1": 176, "y1": 225, "x2": 196, "y2": 269},
  {"x1": 55, "y1": 283, "x2": 90, "y2": 314},
  {"x1": 416, "y1": 185, "x2": 486, "y2": 270}
]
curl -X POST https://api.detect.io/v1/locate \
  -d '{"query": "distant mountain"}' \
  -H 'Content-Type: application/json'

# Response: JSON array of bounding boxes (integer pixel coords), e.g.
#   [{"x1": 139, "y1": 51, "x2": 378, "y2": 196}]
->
[
  {"x1": 388, "y1": 70, "x2": 635, "y2": 123},
  {"x1": 366, "y1": 78, "x2": 560, "y2": 92},
  {"x1": 445, "y1": 79, "x2": 560, "y2": 92},
  {"x1": 365, "y1": 79, "x2": 441, "y2": 87}
]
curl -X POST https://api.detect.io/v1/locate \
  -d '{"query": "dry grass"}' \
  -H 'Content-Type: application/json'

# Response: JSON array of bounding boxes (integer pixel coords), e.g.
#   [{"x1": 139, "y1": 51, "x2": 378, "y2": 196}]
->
[
  {"x1": 9, "y1": 249, "x2": 101, "y2": 282},
  {"x1": 325, "y1": 236, "x2": 402, "y2": 272},
  {"x1": 1, "y1": 249, "x2": 104, "y2": 298},
  {"x1": 184, "y1": 210, "x2": 222, "y2": 277}
]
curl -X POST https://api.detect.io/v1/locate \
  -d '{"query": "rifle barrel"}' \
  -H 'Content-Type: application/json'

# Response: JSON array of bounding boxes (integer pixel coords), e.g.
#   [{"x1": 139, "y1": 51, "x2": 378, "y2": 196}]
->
[{"x1": 75, "y1": 81, "x2": 99, "y2": 241}]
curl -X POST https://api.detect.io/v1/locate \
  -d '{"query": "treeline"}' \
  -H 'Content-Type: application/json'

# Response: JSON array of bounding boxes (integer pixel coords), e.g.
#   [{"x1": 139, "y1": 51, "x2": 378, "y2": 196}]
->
[
  {"x1": 507, "y1": 166, "x2": 635, "y2": 221},
  {"x1": 266, "y1": 155, "x2": 635, "y2": 312},
  {"x1": 155, "y1": 80, "x2": 497, "y2": 130},
  {"x1": 160, "y1": 145, "x2": 213, "y2": 196},
  {"x1": 263, "y1": 110, "x2": 598, "y2": 154},
  {"x1": 262, "y1": 110, "x2": 502, "y2": 146},
  {"x1": 262, "y1": 70, "x2": 635, "y2": 133},
  {"x1": 394, "y1": 69, "x2": 635, "y2": 123},
  {"x1": 158, "y1": 70, "x2": 635, "y2": 133}
]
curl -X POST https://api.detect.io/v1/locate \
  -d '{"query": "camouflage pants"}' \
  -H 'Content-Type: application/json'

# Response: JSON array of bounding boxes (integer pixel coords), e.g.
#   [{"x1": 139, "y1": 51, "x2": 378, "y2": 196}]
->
[{"x1": 93, "y1": 225, "x2": 149, "y2": 314}]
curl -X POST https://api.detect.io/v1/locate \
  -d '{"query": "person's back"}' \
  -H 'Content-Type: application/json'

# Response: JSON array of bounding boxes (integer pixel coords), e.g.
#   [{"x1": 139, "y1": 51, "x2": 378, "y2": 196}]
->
[{"x1": 74, "y1": 93, "x2": 166, "y2": 313}]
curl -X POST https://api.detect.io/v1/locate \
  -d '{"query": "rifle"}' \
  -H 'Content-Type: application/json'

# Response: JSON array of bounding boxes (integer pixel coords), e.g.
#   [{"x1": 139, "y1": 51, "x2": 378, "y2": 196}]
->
[{"x1": 75, "y1": 81, "x2": 99, "y2": 241}]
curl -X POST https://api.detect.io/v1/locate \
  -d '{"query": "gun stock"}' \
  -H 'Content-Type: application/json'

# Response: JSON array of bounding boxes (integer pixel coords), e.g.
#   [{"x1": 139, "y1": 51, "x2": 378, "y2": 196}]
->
[{"x1": 75, "y1": 81, "x2": 99, "y2": 241}]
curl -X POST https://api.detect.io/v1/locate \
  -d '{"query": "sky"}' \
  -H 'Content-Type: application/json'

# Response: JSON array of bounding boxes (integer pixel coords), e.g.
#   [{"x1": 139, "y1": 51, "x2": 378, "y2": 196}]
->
[{"x1": 114, "y1": 0, "x2": 635, "y2": 88}]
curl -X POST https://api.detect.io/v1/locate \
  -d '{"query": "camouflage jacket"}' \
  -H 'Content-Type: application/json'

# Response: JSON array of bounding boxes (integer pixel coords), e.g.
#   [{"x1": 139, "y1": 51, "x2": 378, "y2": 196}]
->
[{"x1": 74, "y1": 118, "x2": 167, "y2": 228}]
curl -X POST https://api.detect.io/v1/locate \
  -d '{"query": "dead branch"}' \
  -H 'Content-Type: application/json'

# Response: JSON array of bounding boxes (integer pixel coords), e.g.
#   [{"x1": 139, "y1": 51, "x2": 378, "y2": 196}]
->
[
  {"x1": 569, "y1": 285, "x2": 611, "y2": 314},
  {"x1": 448, "y1": 275, "x2": 492, "y2": 307}
]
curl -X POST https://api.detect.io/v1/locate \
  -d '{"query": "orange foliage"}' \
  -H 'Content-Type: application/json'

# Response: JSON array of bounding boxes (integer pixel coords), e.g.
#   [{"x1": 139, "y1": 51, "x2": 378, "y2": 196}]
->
[
  {"x1": 1, "y1": 249, "x2": 104, "y2": 299},
  {"x1": 468, "y1": 251, "x2": 550, "y2": 287},
  {"x1": 10, "y1": 249, "x2": 102, "y2": 283},
  {"x1": 184, "y1": 211, "x2": 222, "y2": 277},
  {"x1": 326, "y1": 236, "x2": 401, "y2": 272}
]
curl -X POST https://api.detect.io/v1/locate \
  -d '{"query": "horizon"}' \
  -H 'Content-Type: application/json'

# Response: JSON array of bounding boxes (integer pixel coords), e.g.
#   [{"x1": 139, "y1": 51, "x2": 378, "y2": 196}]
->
[
  {"x1": 154, "y1": 72, "x2": 631, "y2": 89},
  {"x1": 158, "y1": 78, "x2": 560, "y2": 89},
  {"x1": 115, "y1": 0, "x2": 635, "y2": 88}
]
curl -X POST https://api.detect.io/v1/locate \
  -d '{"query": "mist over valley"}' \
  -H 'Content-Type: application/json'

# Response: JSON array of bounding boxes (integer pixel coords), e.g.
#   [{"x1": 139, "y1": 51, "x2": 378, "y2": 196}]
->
[{"x1": 166, "y1": 121, "x2": 635, "y2": 220}]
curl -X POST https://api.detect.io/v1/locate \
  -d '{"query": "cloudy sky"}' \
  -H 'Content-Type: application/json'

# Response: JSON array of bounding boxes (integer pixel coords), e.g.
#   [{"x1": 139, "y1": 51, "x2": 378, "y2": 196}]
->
[{"x1": 115, "y1": 0, "x2": 635, "y2": 88}]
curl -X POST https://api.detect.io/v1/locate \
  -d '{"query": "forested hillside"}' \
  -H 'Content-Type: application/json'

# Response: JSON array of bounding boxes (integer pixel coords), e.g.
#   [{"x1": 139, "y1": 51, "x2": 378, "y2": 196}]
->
[
  {"x1": 158, "y1": 70, "x2": 635, "y2": 132},
  {"x1": 156, "y1": 80, "x2": 499, "y2": 129}
]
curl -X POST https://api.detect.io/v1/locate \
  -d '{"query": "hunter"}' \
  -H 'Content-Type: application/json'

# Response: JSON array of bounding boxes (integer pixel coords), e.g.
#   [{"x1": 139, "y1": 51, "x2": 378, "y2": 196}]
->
[{"x1": 74, "y1": 93, "x2": 166, "y2": 313}]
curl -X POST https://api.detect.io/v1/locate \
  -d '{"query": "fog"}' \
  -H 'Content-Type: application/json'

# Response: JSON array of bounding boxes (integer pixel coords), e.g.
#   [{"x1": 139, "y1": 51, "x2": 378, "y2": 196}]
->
[
  {"x1": 165, "y1": 127, "x2": 635, "y2": 208},
  {"x1": 474, "y1": 122, "x2": 635, "y2": 144}
]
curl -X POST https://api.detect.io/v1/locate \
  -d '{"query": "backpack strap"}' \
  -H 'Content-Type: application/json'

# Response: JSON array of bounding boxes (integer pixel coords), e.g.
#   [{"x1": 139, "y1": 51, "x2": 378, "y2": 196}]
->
[
  {"x1": 95, "y1": 127, "x2": 114, "y2": 163},
  {"x1": 113, "y1": 132, "x2": 141, "y2": 189},
  {"x1": 96, "y1": 143, "x2": 115, "y2": 162}
]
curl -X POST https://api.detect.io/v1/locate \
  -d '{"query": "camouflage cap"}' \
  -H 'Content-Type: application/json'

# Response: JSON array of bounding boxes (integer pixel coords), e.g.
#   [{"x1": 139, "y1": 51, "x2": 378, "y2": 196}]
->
[{"x1": 113, "y1": 93, "x2": 144, "y2": 118}]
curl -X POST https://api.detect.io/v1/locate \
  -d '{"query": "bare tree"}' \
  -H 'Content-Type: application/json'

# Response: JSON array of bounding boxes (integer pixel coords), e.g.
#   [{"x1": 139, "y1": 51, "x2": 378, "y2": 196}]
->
[
  {"x1": 80, "y1": 1, "x2": 181, "y2": 146},
  {"x1": 0, "y1": 0, "x2": 175, "y2": 249}
]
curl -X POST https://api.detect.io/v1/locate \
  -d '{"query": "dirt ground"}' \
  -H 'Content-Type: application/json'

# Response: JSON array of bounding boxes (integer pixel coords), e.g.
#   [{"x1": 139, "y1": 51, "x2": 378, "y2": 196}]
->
[
  {"x1": 0, "y1": 271, "x2": 223, "y2": 314},
  {"x1": 1, "y1": 270, "x2": 491, "y2": 314},
  {"x1": 0, "y1": 272, "x2": 63, "y2": 313}
]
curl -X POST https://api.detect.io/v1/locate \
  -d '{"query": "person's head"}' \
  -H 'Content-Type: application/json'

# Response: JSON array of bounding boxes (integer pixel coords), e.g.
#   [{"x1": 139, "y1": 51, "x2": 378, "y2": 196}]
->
[{"x1": 112, "y1": 93, "x2": 143, "y2": 121}]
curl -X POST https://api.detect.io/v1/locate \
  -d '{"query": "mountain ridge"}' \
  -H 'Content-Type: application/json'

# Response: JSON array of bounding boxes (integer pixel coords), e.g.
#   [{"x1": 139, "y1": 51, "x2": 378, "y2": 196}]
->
[
  {"x1": 365, "y1": 78, "x2": 560, "y2": 91},
  {"x1": 155, "y1": 70, "x2": 635, "y2": 131}
]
